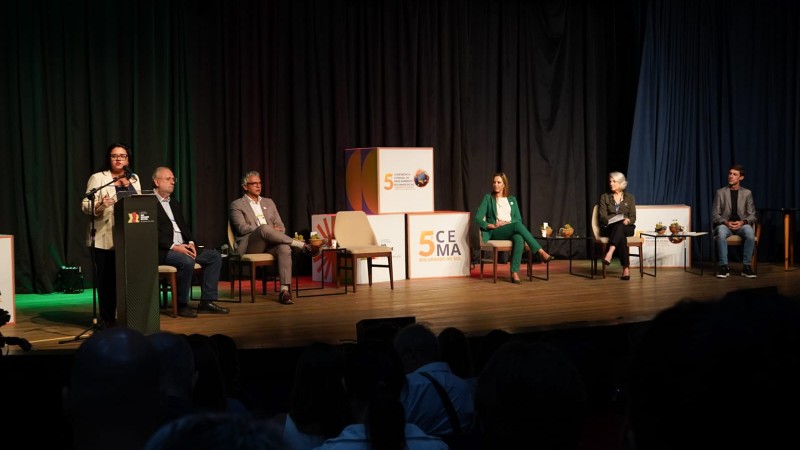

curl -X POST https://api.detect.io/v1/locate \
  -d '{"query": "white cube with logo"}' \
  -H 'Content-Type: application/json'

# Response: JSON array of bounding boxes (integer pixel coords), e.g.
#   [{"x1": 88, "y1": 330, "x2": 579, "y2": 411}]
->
[
  {"x1": 406, "y1": 212, "x2": 471, "y2": 278},
  {"x1": 345, "y1": 147, "x2": 434, "y2": 214}
]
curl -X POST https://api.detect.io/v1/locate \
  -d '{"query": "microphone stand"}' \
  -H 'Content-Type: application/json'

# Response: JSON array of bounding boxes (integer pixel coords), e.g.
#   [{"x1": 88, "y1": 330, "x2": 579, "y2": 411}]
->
[{"x1": 60, "y1": 174, "x2": 127, "y2": 344}]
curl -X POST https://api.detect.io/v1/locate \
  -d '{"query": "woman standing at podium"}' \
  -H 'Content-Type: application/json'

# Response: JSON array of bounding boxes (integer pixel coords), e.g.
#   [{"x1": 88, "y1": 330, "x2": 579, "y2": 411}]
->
[{"x1": 80, "y1": 143, "x2": 141, "y2": 328}]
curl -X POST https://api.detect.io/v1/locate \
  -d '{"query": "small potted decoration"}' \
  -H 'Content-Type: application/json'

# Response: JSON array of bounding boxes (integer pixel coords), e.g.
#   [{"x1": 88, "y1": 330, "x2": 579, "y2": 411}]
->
[
  {"x1": 561, "y1": 224, "x2": 574, "y2": 238},
  {"x1": 668, "y1": 221, "x2": 685, "y2": 243},
  {"x1": 541, "y1": 224, "x2": 553, "y2": 237},
  {"x1": 655, "y1": 222, "x2": 666, "y2": 235},
  {"x1": 308, "y1": 232, "x2": 324, "y2": 248},
  {"x1": 669, "y1": 221, "x2": 683, "y2": 234}
]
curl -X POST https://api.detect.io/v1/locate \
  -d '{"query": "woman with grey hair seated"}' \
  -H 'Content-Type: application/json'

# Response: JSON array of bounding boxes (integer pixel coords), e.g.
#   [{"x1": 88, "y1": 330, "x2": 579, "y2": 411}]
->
[{"x1": 598, "y1": 171, "x2": 637, "y2": 280}]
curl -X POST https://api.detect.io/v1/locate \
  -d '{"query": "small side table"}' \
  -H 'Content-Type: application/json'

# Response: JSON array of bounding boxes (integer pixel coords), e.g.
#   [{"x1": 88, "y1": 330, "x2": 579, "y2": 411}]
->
[
  {"x1": 533, "y1": 235, "x2": 595, "y2": 280},
  {"x1": 641, "y1": 231, "x2": 708, "y2": 277},
  {"x1": 293, "y1": 247, "x2": 347, "y2": 298}
]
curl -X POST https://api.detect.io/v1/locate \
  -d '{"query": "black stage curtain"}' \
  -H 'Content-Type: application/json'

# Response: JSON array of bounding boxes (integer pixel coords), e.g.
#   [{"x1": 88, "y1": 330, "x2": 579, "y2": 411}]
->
[{"x1": 22, "y1": 0, "x2": 799, "y2": 293}]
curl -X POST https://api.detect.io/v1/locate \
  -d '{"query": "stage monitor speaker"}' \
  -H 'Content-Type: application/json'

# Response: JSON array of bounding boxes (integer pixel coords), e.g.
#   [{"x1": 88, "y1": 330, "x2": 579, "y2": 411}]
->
[
  {"x1": 114, "y1": 195, "x2": 160, "y2": 334},
  {"x1": 356, "y1": 316, "x2": 416, "y2": 344}
]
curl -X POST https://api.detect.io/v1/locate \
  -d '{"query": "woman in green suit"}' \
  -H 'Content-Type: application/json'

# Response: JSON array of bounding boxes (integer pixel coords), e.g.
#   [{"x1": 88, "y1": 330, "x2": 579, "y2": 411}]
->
[{"x1": 475, "y1": 172, "x2": 554, "y2": 283}]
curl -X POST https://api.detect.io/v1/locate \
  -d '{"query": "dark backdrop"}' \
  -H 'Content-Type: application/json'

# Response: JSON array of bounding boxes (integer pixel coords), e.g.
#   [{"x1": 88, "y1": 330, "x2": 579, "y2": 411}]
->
[{"x1": 2, "y1": 0, "x2": 796, "y2": 294}]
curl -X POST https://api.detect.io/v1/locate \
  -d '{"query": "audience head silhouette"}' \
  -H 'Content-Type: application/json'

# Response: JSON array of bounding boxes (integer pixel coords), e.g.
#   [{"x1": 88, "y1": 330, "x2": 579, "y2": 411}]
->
[
  {"x1": 147, "y1": 332, "x2": 197, "y2": 423},
  {"x1": 394, "y1": 323, "x2": 441, "y2": 374},
  {"x1": 64, "y1": 327, "x2": 162, "y2": 450},
  {"x1": 287, "y1": 342, "x2": 351, "y2": 439},
  {"x1": 437, "y1": 326, "x2": 473, "y2": 379},
  {"x1": 475, "y1": 340, "x2": 588, "y2": 450}
]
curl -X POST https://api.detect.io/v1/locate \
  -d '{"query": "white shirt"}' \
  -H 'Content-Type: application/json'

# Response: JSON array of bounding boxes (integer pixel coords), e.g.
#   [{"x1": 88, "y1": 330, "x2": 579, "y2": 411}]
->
[
  {"x1": 247, "y1": 196, "x2": 268, "y2": 226},
  {"x1": 157, "y1": 193, "x2": 185, "y2": 246},
  {"x1": 496, "y1": 197, "x2": 512, "y2": 222}
]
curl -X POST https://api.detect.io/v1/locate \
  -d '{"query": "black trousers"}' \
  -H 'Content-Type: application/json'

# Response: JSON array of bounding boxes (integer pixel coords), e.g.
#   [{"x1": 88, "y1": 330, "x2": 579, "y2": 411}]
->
[
  {"x1": 601, "y1": 222, "x2": 636, "y2": 267},
  {"x1": 93, "y1": 248, "x2": 117, "y2": 323}
]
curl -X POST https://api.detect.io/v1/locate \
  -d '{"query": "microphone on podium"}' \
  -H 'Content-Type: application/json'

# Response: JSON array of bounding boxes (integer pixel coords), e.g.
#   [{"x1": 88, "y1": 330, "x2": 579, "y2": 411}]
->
[{"x1": 122, "y1": 166, "x2": 137, "y2": 183}]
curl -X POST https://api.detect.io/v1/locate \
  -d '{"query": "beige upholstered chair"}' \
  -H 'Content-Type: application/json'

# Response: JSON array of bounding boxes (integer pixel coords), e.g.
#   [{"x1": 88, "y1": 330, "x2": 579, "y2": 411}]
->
[
  {"x1": 333, "y1": 211, "x2": 394, "y2": 293},
  {"x1": 591, "y1": 205, "x2": 644, "y2": 278},
  {"x1": 478, "y1": 239, "x2": 533, "y2": 283},
  {"x1": 227, "y1": 223, "x2": 276, "y2": 303},
  {"x1": 158, "y1": 263, "x2": 202, "y2": 318},
  {"x1": 714, "y1": 222, "x2": 761, "y2": 273}
]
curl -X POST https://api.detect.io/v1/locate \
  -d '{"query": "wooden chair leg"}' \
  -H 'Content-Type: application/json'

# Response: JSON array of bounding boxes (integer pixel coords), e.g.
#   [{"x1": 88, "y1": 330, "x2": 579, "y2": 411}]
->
[
  {"x1": 479, "y1": 249, "x2": 485, "y2": 279},
  {"x1": 249, "y1": 263, "x2": 257, "y2": 303},
  {"x1": 352, "y1": 256, "x2": 358, "y2": 293},
  {"x1": 491, "y1": 249, "x2": 496, "y2": 283},
  {"x1": 638, "y1": 244, "x2": 644, "y2": 277},
  {"x1": 169, "y1": 272, "x2": 178, "y2": 318},
  {"x1": 388, "y1": 254, "x2": 394, "y2": 289}
]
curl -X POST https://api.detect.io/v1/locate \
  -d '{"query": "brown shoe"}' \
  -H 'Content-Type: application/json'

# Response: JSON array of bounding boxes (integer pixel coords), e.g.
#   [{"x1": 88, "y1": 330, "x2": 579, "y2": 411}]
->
[{"x1": 279, "y1": 290, "x2": 294, "y2": 305}]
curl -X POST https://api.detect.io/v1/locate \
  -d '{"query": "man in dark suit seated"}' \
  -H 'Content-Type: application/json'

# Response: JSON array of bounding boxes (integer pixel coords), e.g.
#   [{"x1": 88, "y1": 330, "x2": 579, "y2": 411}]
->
[{"x1": 153, "y1": 167, "x2": 228, "y2": 318}]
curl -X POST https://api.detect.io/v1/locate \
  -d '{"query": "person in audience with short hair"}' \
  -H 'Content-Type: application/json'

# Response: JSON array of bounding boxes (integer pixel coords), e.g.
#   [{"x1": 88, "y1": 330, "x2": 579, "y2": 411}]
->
[
  {"x1": 475, "y1": 172, "x2": 554, "y2": 284},
  {"x1": 394, "y1": 323, "x2": 475, "y2": 436},
  {"x1": 472, "y1": 329, "x2": 513, "y2": 379},
  {"x1": 229, "y1": 170, "x2": 320, "y2": 305},
  {"x1": 272, "y1": 342, "x2": 352, "y2": 449},
  {"x1": 64, "y1": 327, "x2": 163, "y2": 450},
  {"x1": 80, "y1": 143, "x2": 142, "y2": 327},
  {"x1": 475, "y1": 340, "x2": 589, "y2": 450},
  {"x1": 315, "y1": 342, "x2": 448, "y2": 450},
  {"x1": 598, "y1": 171, "x2": 637, "y2": 280},
  {"x1": 153, "y1": 167, "x2": 228, "y2": 318},
  {"x1": 146, "y1": 331, "x2": 197, "y2": 424},
  {"x1": 712, "y1": 163, "x2": 758, "y2": 278},
  {"x1": 437, "y1": 327, "x2": 475, "y2": 390},
  {"x1": 185, "y1": 333, "x2": 247, "y2": 414},
  {"x1": 210, "y1": 333, "x2": 255, "y2": 413}
]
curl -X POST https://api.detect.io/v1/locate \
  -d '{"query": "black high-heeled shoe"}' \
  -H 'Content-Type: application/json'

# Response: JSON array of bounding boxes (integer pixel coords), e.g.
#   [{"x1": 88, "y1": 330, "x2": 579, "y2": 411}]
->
[
  {"x1": 602, "y1": 258, "x2": 612, "y2": 266},
  {"x1": 543, "y1": 255, "x2": 555, "y2": 263}
]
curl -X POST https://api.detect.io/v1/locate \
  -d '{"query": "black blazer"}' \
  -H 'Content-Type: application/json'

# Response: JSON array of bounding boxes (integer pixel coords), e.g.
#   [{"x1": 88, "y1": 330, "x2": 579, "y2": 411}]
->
[{"x1": 155, "y1": 197, "x2": 195, "y2": 264}]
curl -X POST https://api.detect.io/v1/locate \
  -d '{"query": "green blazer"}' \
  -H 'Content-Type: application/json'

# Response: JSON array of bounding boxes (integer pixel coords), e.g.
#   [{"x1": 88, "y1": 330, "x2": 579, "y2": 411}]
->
[{"x1": 475, "y1": 194, "x2": 523, "y2": 243}]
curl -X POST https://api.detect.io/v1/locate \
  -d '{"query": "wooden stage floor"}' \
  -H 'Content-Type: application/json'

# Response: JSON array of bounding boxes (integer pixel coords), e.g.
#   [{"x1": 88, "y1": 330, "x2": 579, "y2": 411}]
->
[{"x1": 5, "y1": 260, "x2": 800, "y2": 355}]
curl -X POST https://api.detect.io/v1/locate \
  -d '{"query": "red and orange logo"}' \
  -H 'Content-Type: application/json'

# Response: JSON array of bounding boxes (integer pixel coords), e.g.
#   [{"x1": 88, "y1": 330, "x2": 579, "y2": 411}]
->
[{"x1": 128, "y1": 212, "x2": 140, "y2": 223}]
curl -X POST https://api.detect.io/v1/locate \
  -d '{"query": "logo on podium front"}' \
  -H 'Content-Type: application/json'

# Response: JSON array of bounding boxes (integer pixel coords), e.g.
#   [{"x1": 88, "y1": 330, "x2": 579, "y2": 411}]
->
[{"x1": 127, "y1": 211, "x2": 153, "y2": 223}]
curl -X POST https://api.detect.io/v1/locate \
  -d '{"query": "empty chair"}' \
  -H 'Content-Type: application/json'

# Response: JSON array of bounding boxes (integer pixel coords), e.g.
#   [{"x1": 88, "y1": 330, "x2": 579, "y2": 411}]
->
[{"x1": 333, "y1": 211, "x2": 394, "y2": 293}]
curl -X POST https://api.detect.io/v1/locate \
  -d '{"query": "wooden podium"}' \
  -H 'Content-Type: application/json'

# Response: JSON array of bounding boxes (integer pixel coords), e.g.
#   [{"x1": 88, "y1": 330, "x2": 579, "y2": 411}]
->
[{"x1": 114, "y1": 195, "x2": 159, "y2": 334}]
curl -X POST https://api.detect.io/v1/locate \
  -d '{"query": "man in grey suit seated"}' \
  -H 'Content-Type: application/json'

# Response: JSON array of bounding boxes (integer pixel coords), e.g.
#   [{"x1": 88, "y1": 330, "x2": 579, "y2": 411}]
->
[
  {"x1": 712, "y1": 164, "x2": 757, "y2": 279},
  {"x1": 229, "y1": 171, "x2": 320, "y2": 305}
]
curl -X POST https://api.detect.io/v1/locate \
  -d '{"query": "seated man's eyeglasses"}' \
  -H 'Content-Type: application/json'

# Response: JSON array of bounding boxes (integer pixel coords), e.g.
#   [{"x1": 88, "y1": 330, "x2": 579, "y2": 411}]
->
[
  {"x1": 247, "y1": 182, "x2": 262, "y2": 186},
  {"x1": 159, "y1": 177, "x2": 177, "y2": 183}
]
